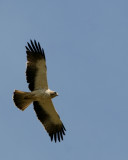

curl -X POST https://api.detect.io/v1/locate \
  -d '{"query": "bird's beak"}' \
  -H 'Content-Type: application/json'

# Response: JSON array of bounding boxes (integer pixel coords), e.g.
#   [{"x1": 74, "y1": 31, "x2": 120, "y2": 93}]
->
[{"x1": 56, "y1": 93, "x2": 59, "y2": 96}]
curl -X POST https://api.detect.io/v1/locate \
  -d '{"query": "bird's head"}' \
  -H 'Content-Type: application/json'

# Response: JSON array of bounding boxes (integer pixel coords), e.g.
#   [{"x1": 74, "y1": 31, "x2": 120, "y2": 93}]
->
[{"x1": 50, "y1": 91, "x2": 58, "y2": 98}]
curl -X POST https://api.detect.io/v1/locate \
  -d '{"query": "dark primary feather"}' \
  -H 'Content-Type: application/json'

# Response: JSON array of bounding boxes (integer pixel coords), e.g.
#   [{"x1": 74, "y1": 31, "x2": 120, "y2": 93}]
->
[
  {"x1": 38, "y1": 42, "x2": 42, "y2": 53},
  {"x1": 34, "y1": 40, "x2": 40, "y2": 53},
  {"x1": 33, "y1": 101, "x2": 66, "y2": 142},
  {"x1": 26, "y1": 40, "x2": 45, "y2": 61},
  {"x1": 25, "y1": 40, "x2": 46, "y2": 91}
]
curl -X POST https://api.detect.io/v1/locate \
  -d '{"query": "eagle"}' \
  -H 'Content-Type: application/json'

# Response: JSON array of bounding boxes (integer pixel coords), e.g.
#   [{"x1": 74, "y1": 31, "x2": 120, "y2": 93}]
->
[{"x1": 13, "y1": 40, "x2": 66, "y2": 142}]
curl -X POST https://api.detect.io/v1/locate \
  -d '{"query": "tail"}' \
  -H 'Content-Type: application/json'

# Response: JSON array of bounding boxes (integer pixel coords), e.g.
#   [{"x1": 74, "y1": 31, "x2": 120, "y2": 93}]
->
[{"x1": 13, "y1": 90, "x2": 33, "y2": 111}]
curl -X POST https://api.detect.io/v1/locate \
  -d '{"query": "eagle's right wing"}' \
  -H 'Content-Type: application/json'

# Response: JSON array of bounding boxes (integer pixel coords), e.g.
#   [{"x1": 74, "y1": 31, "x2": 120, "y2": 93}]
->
[{"x1": 25, "y1": 40, "x2": 48, "y2": 91}]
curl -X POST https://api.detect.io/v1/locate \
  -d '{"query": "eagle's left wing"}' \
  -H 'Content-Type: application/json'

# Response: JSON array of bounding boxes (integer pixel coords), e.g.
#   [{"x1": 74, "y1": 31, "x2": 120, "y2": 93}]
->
[{"x1": 33, "y1": 100, "x2": 66, "y2": 142}]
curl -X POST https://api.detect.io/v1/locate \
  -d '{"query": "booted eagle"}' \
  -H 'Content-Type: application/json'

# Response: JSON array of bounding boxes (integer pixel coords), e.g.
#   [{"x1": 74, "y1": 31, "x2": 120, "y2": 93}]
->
[{"x1": 13, "y1": 40, "x2": 66, "y2": 142}]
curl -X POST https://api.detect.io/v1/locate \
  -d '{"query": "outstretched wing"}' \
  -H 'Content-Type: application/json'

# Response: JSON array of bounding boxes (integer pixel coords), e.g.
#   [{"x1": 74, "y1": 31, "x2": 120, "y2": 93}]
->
[
  {"x1": 33, "y1": 100, "x2": 66, "y2": 142},
  {"x1": 25, "y1": 40, "x2": 48, "y2": 91}
]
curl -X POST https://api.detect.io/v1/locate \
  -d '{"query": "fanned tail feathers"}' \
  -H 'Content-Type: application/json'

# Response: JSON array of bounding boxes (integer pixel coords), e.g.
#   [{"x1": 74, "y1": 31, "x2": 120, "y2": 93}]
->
[{"x1": 13, "y1": 90, "x2": 33, "y2": 111}]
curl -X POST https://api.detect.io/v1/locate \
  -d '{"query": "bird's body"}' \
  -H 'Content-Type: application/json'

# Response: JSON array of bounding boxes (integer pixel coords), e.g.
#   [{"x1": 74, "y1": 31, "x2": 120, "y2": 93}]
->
[
  {"x1": 13, "y1": 40, "x2": 66, "y2": 142},
  {"x1": 25, "y1": 89, "x2": 58, "y2": 100}
]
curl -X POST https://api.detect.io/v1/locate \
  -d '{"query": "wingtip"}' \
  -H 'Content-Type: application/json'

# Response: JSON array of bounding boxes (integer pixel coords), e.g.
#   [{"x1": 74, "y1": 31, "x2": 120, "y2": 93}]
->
[
  {"x1": 26, "y1": 39, "x2": 45, "y2": 58},
  {"x1": 49, "y1": 132, "x2": 64, "y2": 143},
  {"x1": 30, "y1": 39, "x2": 33, "y2": 45},
  {"x1": 25, "y1": 46, "x2": 29, "y2": 51},
  {"x1": 49, "y1": 133, "x2": 53, "y2": 142},
  {"x1": 54, "y1": 133, "x2": 57, "y2": 143}
]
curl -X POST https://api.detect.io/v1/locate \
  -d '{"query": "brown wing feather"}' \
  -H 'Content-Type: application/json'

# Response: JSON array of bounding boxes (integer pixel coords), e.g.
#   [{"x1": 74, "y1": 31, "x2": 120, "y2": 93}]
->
[
  {"x1": 33, "y1": 100, "x2": 66, "y2": 142},
  {"x1": 26, "y1": 40, "x2": 48, "y2": 91}
]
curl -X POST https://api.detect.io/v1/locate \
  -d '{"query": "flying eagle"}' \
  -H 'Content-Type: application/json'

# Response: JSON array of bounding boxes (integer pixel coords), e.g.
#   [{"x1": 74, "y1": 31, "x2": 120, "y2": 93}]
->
[{"x1": 13, "y1": 40, "x2": 66, "y2": 142}]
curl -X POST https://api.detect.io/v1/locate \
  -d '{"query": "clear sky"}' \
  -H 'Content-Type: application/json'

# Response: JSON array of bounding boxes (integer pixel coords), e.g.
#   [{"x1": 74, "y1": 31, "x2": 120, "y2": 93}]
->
[{"x1": 0, "y1": 0, "x2": 128, "y2": 159}]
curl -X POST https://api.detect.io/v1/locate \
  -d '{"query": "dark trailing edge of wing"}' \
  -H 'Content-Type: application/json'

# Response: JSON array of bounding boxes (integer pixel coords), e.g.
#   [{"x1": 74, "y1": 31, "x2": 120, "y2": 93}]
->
[
  {"x1": 25, "y1": 40, "x2": 46, "y2": 91},
  {"x1": 33, "y1": 101, "x2": 66, "y2": 143}
]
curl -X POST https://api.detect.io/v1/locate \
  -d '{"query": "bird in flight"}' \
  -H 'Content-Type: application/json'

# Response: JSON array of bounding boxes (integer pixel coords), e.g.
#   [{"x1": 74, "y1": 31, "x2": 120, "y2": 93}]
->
[{"x1": 13, "y1": 40, "x2": 66, "y2": 142}]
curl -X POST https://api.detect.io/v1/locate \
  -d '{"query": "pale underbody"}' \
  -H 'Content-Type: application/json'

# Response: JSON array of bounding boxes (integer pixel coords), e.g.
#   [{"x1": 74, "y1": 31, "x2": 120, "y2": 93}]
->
[{"x1": 25, "y1": 89, "x2": 58, "y2": 101}]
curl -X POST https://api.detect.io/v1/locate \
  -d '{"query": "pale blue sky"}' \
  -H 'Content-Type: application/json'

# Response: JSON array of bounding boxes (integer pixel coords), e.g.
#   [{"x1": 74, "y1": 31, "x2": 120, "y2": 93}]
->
[{"x1": 0, "y1": 0, "x2": 128, "y2": 159}]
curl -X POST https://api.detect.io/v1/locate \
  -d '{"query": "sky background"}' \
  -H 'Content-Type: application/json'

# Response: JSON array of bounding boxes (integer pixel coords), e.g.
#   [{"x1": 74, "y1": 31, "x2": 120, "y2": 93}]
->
[{"x1": 0, "y1": 0, "x2": 128, "y2": 160}]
